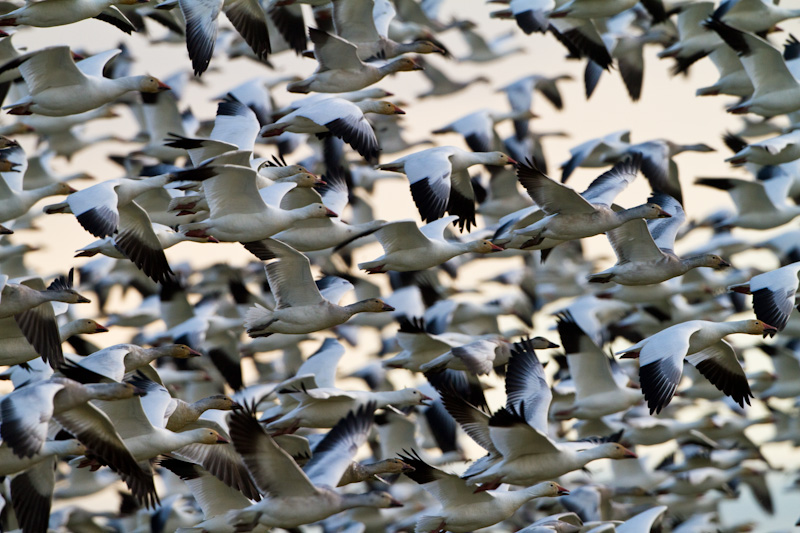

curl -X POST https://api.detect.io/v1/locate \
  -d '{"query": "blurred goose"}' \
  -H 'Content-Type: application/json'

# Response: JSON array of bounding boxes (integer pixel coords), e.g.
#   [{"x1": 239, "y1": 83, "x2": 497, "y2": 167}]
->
[
  {"x1": 228, "y1": 403, "x2": 403, "y2": 531},
  {"x1": 0, "y1": 0, "x2": 141, "y2": 30},
  {"x1": 588, "y1": 193, "x2": 731, "y2": 285},
  {"x1": 331, "y1": 0, "x2": 446, "y2": 61},
  {"x1": 725, "y1": 129, "x2": 800, "y2": 166},
  {"x1": 242, "y1": 238, "x2": 394, "y2": 337},
  {"x1": 433, "y1": 339, "x2": 637, "y2": 488},
  {"x1": 287, "y1": 28, "x2": 423, "y2": 93},
  {"x1": 706, "y1": 16, "x2": 800, "y2": 116},
  {"x1": 729, "y1": 261, "x2": 800, "y2": 331},
  {"x1": 416, "y1": 56, "x2": 490, "y2": 99},
  {"x1": 553, "y1": 312, "x2": 641, "y2": 419},
  {"x1": 0, "y1": 377, "x2": 158, "y2": 506},
  {"x1": 549, "y1": 0, "x2": 638, "y2": 19},
  {"x1": 617, "y1": 319, "x2": 777, "y2": 414},
  {"x1": 696, "y1": 45, "x2": 753, "y2": 97},
  {"x1": 261, "y1": 98, "x2": 405, "y2": 163},
  {"x1": 657, "y1": 2, "x2": 720, "y2": 75},
  {"x1": 419, "y1": 335, "x2": 558, "y2": 374},
  {"x1": 60, "y1": 343, "x2": 201, "y2": 383},
  {"x1": 398, "y1": 450, "x2": 567, "y2": 533},
  {"x1": 377, "y1": 147, "x2": 515, "y2": 231},
  {"x1": 0, "y1": 47, "x2": 170, "y2": 116},
  {"x1": 560, "y1": 129, "x2": 630, "y2": 183},
  {"x1": 177, "y1": 166, "x2": 336, "y2": 242},
  {"x1": 0, "y1": 317, "x2": 107, "y2": 367},
  {"x1": 513, "y1": 155, "x2": 671, "y2": 244},
  {"x1": 714, "y1": 0, "x2": 800, "y2": 35},
  {"x1": 695, "y1": 175, "x2": 800, "y2": 229},
  {"x1": 358, "y1": 216, "x2": 503, "y2": 273},
  {"x1": 0, "y1": 270, "x2": 90, "y2": 368}
]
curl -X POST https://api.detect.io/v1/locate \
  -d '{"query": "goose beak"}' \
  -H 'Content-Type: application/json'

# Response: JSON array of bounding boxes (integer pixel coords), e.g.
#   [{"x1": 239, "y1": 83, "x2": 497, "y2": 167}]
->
[
  {"x1": 156, "y1": 80, "x2": 171, "y2": 91},
  {"x1": 718, "y1": 258, "x2": 732, "y2": 268},
  {"x1": 624, "y1": 448, "x2": 638, "y2": 458},
  {"x1": 389, "y1": 497, "x2": 404, "y2": 508},
  {"x1": 216, "y1": 434, "x2": 229, "y2": 444},
  {"x1": 490, "y1": 243, "x2": 505, "y2": 251},
  {"x1": 420, "y1": 393, "x2": 434, "y2": 406},
  {"x1": 316, "y1": 176, "x2": 327, "y2": 185},
  {"x1": 381, "y1": 303, "x2": 395, "y2": 312},
  {"x1": 188, "y1": 348, "x2": 203, "y2": 357},
  {"x1": 231, "y1": 401, "x2": 244, "y2": 410},
  {"x1": 66, "y1": 185, "x2": 78, "y2": 193},
  {"x1": 400, "y1": 462, "x2": 416, "y2": 473},
  {"x1": 763, "y1": 324, "x2": 779, "y2": 338},
  {"x1": 556, "y1": 484, "x2": 570, "y2": 495},
  {"x1": 76, "y1": 294, "x2": 91, "y2": 304},
  {"x1": 393, "y1": 105, "x2": 406, "y2": 115},
  {"x1": 657, "y1": 209, "x2": 672, "y2": 218},
  {"x1": 94, "y1": 323, "x2": 109, "y2": 333},
  {"x1": 505, "y1": 156, "x2": 518, "y2": 165},
  {"x1": 325, "y1": 208, "x2": 338, "y2": 217},
  {"x1": 545, "y1": 340, "x2": 559, "y2": 349}
]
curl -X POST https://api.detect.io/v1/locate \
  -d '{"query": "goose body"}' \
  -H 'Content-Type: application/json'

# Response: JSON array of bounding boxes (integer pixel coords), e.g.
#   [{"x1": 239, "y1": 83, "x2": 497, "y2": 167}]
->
[
  {"x1": 0, "y1": 318, "x2": 106, "y2": 366},
  {"x1": 729, "y1": 261, "x2": 800, "y2": 331},
  {"x1": 242, "y1": 239, "x2": 394, "y2": 336},
  {"x1": 588, "y1": 194, "x2": 730, "y2": 285},
  {"x1": 0, "y1": 0, "x2": 140, "y2": 28},
  {"x1": 1, "y1": 47, "x2": 170, "y2": 116},
  {"x1": 617, "y1": 319, "x2": 777, "y2": 414},
  {"x1": 695, "y1": 176, "x2": 800, "y2": 230}
]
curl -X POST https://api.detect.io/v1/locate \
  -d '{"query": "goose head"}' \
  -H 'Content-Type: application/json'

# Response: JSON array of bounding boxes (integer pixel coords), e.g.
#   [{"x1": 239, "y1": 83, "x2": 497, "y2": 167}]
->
[
  {"x1": 469, "y1": 239, "x2": 505, "y2": 254},
  {"x1": 204, "y1": 394, "x2": 242, "y2": 411},
  {"x1": 530, "y1": 336, "x2": 559, "y2": 349},
  {"x1": 486, "y1": 152, "x2": 517, "y2": 166},
  {"x1": 700, "y1": 254, "x2": 731, "y2": 270},
  {"x1": 410, "y1": 40, "x2": 447, "y2": 55},
  {"x1": 533, "y1": 481, "x2": 570, "y2": 497},
  {"x1": 359, "y1": 100, "x2": 405, "y2": 116},
  {"x1": 299, "y1": 203, "x2": 338, "y2": 219},
  {"x1": 600, "y1": 443, "x2": 638, "y2": 459},
  {"x1": 351, "y1": 298, "x2": 395, "y2": 313},
  {"x1": 196, "y1": 429, "x2": 229, "y2": 445},
  {"x1": 74, "y1": 318, "x2": 109, "y2": 334},
  {"x1": 745, "y1": 319, "x2": 779, "y2": 338},
  {"x1": 387, "y1": 57, "x2": 424, "y2": 73},
  {"x1": 162, "y1": 344, "x2": 203, "y2": 358},
  {"x1": 52, "y1": 286, "x2": 91, "y2": 304},
  {"x1": 637, "y1": 203, "x2": 672, "y2": 220},
  {"x1": 287, "y1": 172, "x2": 324, "y2": 187},
  {"x1": 397, "y1": 388, "x2": 433, "y2": 406},
  {"x1": 371, "y1": 458, "x2": 415, "y2": 475},
  {"x1": 139, "y1": 76, "x2": 171, "y2": 93}
]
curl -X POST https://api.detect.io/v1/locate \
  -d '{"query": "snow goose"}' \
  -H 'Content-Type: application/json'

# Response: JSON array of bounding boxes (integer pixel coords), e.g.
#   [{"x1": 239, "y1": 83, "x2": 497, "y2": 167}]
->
[
  {"x1": 616, "y1": 319, "x2": 778, "y2": 414},
  {"x1": 357, "y1": 216, "x2": 503, "y2": 274},
  {"x1": 376, "y1": 146, "x2": 515, "y2": 231},
  {"x1": 74, "y1": 222, "x2": 219, "y2": 261},
  {"x1": 227, "y1": 403, "x2": 403, "y2": 531},
  {"x1": 705, "y1": 16, "x2": 800, "y2": 117},
  {"x1": 176, "y1": 165, "x2": 336, "y2": 243},
  {"x1": 553, "y1": 312, "x2": 641, "y2": 419},
  {"x1": 432, "y1": 339, "x2": 637, "y2": 489},
  {"x1": 382, "y1": 316, "x2": 472, "y2": 371},
  {"x1": 456, "y1": 22, "x2": 523, "y2": 62},
  {"x1": 695, "y1": 175, "x2": 800, "y2": 230},
  {"x1": 696, "y1": 46, "x2": 753, "y2": 97},
  {"x1": 59, "y1": 343, "x2": 201, "y2": 384},
  {"x1": 559, "y1": 130, "x2": 630, "y2": 183},
  {"x1": 0, "y1": 435, "x2": 85, "y2": 477},
  {"x1": 0, "y1": 377, "x2": 159, "y2": 506},
  {"x1": 0, "y1": 317, "x2": 107, "y2": 367},
  {"x1": 265, "y1": 380, "x2": 430, "y2": 431},
  {"x1": 725, "y1": 129, "x2": 800, "y2": 166},
  {"x1": 272, "y1": 167, "x2": 386, "y2": 252},
  {"x1": 419, "y1": 335, "x2": 557, "y2": 374},
  {"x1": 242, "y1": 238, "x2": 394, "y2": 337},
  {"x1": 432, "y1": 108, "x2": 536, "y2": 154},
  {"x1": 656, "y1": 2, "x2": 720, "y2": 75},
  {"x1": 512, "y1": 155, "x2": 671, "y2": 244},
  {"x1": 415, "y1": 56, "x2": 490, "y2": 99},
  {"x1": 729, "y1": 261, "x2": 800, "y2": 332},
  {"x1": 714, "y1": 0, "x2": 800, "y2": 34},
  {"x1": 173, "y1": 0, "x2": 270, "y2": 76},
  {"x1": 0, "y1": 0, "x2": 142, "y2": 30},
  {"x1": 398, "y1": 450, "x2": 567, "y2": 533},
  {"x1": 587, "y1": 193, "x2": 731, "y2": 285},
  {"x1": 0, "y1": 47, "x2": 170, "y2": 116},
  {"x1": 261, "y1": 98, "x2": 405, "y2": 163},
  {"x1": 331, "y1": 0, "x2": 446, "y2": 61},
  {"x1": 0, "y1": 270, "x2": 90, "y2": 368},
  {"x1": 0, "y1": 177, "x2": 76, "y2": 224},
  {"x1": 287, "y1": 28, "x2": 423, "y2": 94},
  {"x1": 498, "y1": 73, "x2": 572, "y2": 137}
]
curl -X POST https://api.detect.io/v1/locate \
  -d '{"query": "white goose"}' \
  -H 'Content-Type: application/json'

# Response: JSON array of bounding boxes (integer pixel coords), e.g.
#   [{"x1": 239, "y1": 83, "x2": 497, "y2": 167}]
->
[
  {"x1": 398, "y1": 450, "x2": 567, "y2": 533},
  {"x1": 261, "y1": 98, "x2": 405, "y2": 163},
  {"x1": 227, "y1": 403, "x2": 403, "y2": 531},
  {"x1": 0, "y1": 0, "x2": 142, "y2": 29},
  {"x1": 242, "y1": 238, "x2": 395, "y2": 337},
  {"x1": 695, "y1": 175, "x2": 800, "y2": 230},
  {"x1": 287, "y1": 28, "x2": 423, "y2": 94},
  {"x1": 729, "y1": 261, "x2": 800, "y2": 332},
  {"x1": 725, "y1": 129, "x2": 800, "y2": 166},
  {"x1": 0, "y1": 47, "x2": 170, "y2": 116},
  {"x1": 358, "y1": 216, "x2": 503, "y2": 273},
  {"x1": 0, "y1": 317, "x2": 107, "y2": 367},
  {"x1": 377, "y1": 146, "x2": 516, "y2": 231},
  {"x1": 705, "y1": 16, "x2": 800, "y2": 117},
  {"x1": 617, "y1": 319, "x2": 777, "y2": 414},
  {"x1": 177, "y1": 166, "x2": 336, "y2": 243},
  {"x1": 60, "y1": 343, "x2": 201, "y2": 383},
  {"x1": 588, "y1": 193, "x2": 731, "y2": 285},
  {"x1": 512, "y1": 155, "x2": 671, "y2": 244},
  {"x1": 434, "y1": 339, "x2": 637, "y2": 489}
]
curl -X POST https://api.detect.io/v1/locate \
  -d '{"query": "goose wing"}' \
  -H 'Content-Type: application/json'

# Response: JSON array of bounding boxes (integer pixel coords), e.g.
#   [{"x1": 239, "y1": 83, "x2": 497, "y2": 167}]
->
[
  {"x1": 516, "y1": 160, "x2": 595, "y2": 215},
  {"x1": 242, "y1": 238, "x2": 325, "y2": 307}
]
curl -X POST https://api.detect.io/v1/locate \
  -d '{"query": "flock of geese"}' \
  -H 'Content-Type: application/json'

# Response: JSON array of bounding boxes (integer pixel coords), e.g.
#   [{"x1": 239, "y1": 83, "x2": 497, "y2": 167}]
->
[{"x1": 2, "y1": 0, "x2": 800, "y2": 532}]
